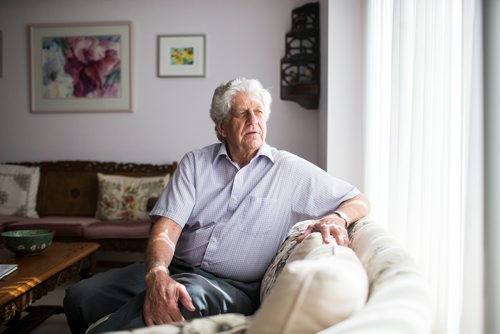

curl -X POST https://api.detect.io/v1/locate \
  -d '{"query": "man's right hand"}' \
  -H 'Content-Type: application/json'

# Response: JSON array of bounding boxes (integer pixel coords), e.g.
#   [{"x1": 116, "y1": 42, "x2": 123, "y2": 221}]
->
[{"x1": 143, "y1": 267, "x2": 196, "y2": 326}]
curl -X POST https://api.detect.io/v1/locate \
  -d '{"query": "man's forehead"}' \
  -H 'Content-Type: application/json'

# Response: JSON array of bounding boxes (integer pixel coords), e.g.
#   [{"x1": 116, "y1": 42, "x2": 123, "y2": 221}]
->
[{"x1": 232, "y1": 92, "x2": 263, "y2": 109}]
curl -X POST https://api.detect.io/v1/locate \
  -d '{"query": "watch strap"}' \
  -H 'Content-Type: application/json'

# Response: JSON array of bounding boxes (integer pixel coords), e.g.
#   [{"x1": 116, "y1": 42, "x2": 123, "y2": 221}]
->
[{"x1": 333, "y1": 210, "x2": 350, "y2": 225}]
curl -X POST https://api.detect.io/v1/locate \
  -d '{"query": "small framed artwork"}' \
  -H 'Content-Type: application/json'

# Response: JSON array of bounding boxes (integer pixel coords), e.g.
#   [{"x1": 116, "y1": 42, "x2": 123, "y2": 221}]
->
[
  {"x1": 157, "y1": 34, "x2": 205, "y2": 77},
  {"x1": 29, "y1": 22, "x2": 132, "y2": 113}
]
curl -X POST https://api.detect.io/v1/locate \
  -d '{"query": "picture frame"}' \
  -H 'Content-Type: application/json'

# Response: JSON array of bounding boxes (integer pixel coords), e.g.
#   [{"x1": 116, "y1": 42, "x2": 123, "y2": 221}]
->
[
  {"x1": 29, "y1": 22, "x2": 132, "y2": 113},
  {"x1": 157, "y1": 34, "x2": 205, "y2": 77}
]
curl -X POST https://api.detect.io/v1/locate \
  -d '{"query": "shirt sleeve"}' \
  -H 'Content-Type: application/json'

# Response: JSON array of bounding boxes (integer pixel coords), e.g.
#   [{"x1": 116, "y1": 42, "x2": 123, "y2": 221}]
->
[
  {"x1": 149, "y1": 152, "x2": 196, "y2": 227},
  {"x1": 290, "y1": 157, "x2": 360, "y2": 219}
]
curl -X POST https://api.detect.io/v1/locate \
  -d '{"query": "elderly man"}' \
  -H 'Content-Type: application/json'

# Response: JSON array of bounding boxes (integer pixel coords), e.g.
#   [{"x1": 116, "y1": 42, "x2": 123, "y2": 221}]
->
[{"x1": 63, "y1": 78, "x2": 370, "y2": 333}]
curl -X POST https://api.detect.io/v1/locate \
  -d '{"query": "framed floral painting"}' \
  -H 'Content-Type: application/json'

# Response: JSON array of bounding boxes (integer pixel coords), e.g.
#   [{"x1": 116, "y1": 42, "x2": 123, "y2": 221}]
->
[
  {"x1": 157, "y1": 35, "x2": 205, "y2": 77},
  {"x1": 29, "y1": 22, "x2": 132, "y2": 113}
]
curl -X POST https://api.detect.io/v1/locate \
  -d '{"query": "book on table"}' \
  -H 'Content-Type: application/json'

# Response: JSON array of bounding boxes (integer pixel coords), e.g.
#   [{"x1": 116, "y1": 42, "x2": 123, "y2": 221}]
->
[{"x1": 0, "y1": 264, "x2": 18, "y2": 279}]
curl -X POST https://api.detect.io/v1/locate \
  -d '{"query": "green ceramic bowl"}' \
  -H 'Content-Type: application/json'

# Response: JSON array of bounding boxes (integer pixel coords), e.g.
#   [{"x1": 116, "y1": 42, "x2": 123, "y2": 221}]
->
[{"x1": 1, "y1": 229, "x2": 54, "y2": 256}]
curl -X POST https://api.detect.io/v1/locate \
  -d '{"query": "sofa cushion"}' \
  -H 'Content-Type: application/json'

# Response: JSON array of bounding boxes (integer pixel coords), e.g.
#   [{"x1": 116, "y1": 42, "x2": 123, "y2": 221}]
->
[
  {"x1": 0, "y1": 164, "x2": 40, "y2": 218},
  {"x1": 0, "y1": 215, "x2": 28, "y2": 224},
  {"x1": 247, "y1": 233, "x2": 369, "y2": 334},
  {"x1": 0, "y1": 215, "x2": 30, "y2": 233},
  {"x1": 95, "y1": 173, "x2": 169, "y2": 221},
  {"x1": 6, "y1": 216, "x2": 100, "y2": 237},
  {"x1": 83, "y1": 220, "x2": 151, "y2": 239},
  {"x1": 314, "y1": 218, "x2": 434, "y2": 334}
]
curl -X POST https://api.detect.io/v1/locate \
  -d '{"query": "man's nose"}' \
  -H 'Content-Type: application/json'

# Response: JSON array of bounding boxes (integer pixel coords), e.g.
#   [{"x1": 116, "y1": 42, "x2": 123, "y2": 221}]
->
[{"x1": 247, "y1": 111, "x2": 259, "y2": 124}]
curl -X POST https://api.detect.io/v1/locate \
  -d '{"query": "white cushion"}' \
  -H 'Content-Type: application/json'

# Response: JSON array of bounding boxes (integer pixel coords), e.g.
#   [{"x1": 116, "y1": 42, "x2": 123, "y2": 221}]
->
[
  {"x1": 247, "y1": 232, "x2": 369, "y2": 334},
  {"x1": 259, "y1": 220, "x2": 312, "y2": 301},
  {"x1": 95, "y1": 173, "x2": 169, "y2": 221},
  {"x1": 317, "y1": 218, "x2": 434, "y2": 334},
  {"x1": 0, "y1": 164, "x2": 40, "y2": 218}
]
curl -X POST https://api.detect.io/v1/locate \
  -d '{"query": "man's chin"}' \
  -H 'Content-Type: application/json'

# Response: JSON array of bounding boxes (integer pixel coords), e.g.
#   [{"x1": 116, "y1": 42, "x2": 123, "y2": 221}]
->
[{"x1": 243, "y1": 140, "x2": 263, "y2": 151}]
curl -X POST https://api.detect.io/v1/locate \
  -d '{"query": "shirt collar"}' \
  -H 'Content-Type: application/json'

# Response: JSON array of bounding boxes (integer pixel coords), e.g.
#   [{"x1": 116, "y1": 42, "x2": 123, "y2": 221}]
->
[{"x1": 215, "y1": 142, "x2": 275, "y2": 166}]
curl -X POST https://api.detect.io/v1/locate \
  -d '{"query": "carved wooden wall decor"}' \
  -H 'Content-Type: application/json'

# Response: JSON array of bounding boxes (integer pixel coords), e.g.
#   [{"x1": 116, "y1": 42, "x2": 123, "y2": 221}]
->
[{"x1": 280, "y1": 2, "x2": 320, "y2": 109}]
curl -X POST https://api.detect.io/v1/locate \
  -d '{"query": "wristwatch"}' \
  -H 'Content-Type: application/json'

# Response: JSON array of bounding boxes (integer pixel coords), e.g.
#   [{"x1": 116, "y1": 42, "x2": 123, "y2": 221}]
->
[{"x1": 333, "y1": 210, "x2": 350, "y2": 226}]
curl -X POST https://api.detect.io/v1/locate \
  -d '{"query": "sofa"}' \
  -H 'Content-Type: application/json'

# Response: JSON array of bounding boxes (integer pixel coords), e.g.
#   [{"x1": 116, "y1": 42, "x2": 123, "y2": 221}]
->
[
  {"x1": 97, "y1": 217, "x2": 434, "y2": 334},
  {"x1": 0, "y1": 160, "x2": 177, "y2": 253}
]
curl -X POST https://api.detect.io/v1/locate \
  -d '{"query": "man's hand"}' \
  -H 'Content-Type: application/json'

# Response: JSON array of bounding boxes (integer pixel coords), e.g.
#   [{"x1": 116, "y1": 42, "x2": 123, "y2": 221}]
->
[
  {"x1": 297, "y1": 194, "x2": 370, "y2": 246},
  {"x1": 296, "y1": 215, "x2": 349, "y2": 246},
  {"x1": 143, "y1": 267, "x2": 196, "y2": 326}
]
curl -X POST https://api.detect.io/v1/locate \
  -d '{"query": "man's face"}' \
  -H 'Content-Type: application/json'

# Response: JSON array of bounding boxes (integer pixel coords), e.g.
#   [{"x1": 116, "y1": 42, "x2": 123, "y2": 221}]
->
[{"x1": 217, "y1": 92, "x2": 267, "y2": 159}]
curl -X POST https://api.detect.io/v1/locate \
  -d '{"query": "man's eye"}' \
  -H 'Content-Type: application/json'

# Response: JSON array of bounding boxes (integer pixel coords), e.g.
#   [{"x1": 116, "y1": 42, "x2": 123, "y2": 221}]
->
[{"x1": 232, "y1": 110, "x2": 264, "y2": 119}]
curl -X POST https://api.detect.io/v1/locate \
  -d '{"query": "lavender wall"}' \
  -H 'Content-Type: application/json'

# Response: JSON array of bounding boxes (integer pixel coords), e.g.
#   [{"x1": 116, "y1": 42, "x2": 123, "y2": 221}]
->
[{"x1": 0, "y1": 0, "x2": 319, "y2": 165}]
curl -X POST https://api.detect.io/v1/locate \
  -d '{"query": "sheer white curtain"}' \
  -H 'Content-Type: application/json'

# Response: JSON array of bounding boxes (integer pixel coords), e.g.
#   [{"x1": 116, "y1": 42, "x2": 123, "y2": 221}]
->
[{"x1": 364, "y1": 0, "x2": 483, "y2": 333}]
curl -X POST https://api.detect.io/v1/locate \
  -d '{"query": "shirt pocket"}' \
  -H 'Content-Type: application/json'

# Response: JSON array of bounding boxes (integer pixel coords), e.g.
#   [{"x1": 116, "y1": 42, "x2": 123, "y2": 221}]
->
[{"x1": 236, "y1": 196, "x2": 288, "y2": 236}]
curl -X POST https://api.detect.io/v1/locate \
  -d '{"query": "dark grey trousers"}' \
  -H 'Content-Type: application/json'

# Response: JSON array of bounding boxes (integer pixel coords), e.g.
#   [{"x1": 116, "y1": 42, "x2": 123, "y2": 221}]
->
[{"x1": 63, "y1": 259, "x2": 261, "y2": 334}]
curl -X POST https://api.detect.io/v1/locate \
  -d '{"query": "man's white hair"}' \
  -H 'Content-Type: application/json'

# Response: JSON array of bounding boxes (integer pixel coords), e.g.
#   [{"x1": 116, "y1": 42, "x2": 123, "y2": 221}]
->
[{"x1": 209, "y1": 78, "x2": 272, "y2": 142}]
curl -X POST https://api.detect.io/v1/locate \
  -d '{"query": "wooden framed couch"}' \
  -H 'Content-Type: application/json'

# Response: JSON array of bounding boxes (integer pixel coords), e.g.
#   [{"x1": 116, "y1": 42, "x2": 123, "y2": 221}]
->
[{"x1": 0, "y1": 160, "x2": 177, "y2": 253}]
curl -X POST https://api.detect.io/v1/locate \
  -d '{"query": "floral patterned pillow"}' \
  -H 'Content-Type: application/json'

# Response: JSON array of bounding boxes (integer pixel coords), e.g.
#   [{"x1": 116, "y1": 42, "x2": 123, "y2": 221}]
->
[{"x1": 95, "y1": 173, "x2": 169, "y2": 221}]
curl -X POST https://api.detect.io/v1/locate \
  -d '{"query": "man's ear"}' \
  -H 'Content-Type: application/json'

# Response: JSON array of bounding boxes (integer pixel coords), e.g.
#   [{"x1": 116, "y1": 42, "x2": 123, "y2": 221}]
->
[{"x1": 216, "y1": 121, "x2": 225, "y2": 138}]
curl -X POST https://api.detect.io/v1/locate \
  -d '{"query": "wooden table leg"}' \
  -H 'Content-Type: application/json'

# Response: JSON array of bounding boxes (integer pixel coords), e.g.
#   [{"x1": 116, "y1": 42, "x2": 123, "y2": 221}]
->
[{"x1": 2, "y1": 305, "x2": 64, "y2": 334}]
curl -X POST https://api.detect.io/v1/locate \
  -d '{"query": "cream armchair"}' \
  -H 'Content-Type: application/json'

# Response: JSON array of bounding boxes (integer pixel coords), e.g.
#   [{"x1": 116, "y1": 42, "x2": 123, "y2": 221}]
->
[{"x1": 106, "y1": 218, "x2": 434, "y2": 334}]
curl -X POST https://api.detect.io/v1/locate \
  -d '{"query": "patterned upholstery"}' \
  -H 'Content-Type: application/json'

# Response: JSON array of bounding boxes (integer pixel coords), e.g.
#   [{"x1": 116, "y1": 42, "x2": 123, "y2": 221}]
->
[{"x1": 95, "y1": 313, "x2": 249, "y2": 334}]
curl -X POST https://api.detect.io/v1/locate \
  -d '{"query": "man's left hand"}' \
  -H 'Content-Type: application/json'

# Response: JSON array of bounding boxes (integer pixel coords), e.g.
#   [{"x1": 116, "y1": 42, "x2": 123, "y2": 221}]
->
[{"x1": 296, "y1": 215, "x2": 349, "y2": 246}]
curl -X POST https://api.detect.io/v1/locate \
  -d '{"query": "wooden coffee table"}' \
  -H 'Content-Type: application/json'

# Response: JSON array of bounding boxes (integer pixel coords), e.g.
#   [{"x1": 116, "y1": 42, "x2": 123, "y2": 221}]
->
[{"x1": 0, "y1": 241, "x2": 100, "y2": 333}]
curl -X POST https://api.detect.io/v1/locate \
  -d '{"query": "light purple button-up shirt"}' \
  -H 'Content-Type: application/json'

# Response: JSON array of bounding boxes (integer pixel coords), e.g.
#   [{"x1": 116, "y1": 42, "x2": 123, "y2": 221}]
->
[{"x1": 150, "y1": 143, "x2": 359, "y2": 282}]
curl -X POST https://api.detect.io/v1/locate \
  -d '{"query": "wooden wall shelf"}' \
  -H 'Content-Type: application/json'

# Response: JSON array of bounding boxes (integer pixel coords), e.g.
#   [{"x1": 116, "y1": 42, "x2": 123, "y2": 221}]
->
[{"x1": 280, "y1": 2, "x2": 320, "y2": 110}]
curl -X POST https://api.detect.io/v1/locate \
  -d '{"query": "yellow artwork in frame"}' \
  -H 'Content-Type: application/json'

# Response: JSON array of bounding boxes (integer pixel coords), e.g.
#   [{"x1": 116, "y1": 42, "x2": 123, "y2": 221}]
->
[{"x1": 157, "y1": 35, "x2": 205, "y2": 77}]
